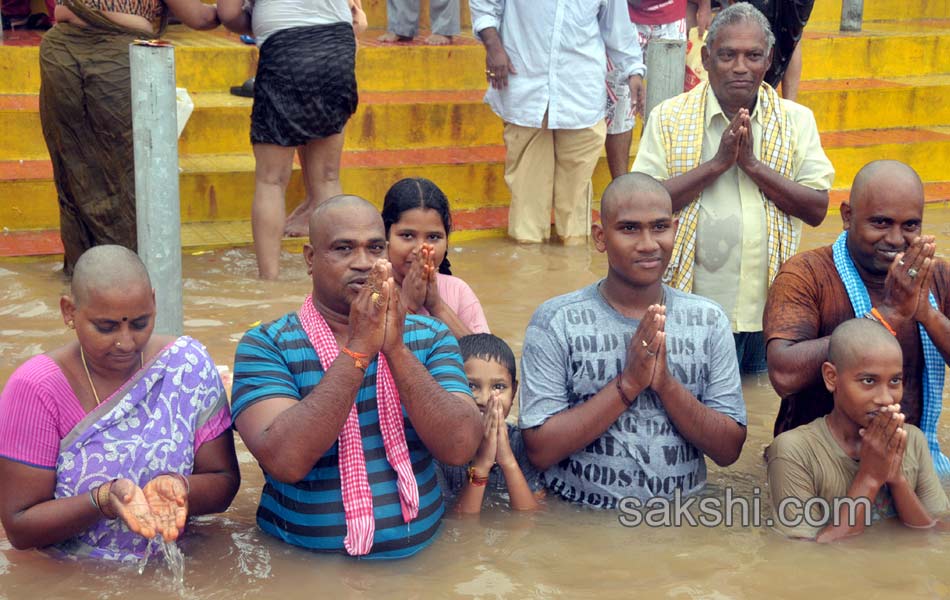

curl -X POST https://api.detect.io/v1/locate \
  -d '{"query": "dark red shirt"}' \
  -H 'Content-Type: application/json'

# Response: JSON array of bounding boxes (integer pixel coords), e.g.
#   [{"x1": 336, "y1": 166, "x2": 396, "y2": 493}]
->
[{"x1": 628, "y1": 0, "x2": 687, "y2": 25}]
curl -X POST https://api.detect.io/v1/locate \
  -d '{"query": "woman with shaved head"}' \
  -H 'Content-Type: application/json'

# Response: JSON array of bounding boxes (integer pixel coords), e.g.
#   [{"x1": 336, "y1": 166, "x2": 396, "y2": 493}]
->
[{"x1": 0, "y1": 246, "x2": 240, "y2": 561}]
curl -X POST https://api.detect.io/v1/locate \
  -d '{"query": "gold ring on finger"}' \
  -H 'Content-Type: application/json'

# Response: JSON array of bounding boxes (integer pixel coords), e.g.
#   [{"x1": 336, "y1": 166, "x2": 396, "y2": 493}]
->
[{"x1": 641, "y1": 340, "x2": 648, "y2": 348}]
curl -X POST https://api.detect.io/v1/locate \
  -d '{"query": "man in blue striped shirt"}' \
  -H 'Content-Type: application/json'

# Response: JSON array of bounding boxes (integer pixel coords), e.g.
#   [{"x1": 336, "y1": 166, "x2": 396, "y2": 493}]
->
[{"x1": 231, "y1": 195, "x2": 482, "y2": 558}]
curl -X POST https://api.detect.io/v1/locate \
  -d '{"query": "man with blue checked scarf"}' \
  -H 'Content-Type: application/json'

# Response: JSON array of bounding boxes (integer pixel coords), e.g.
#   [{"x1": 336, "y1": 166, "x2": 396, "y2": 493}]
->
[{"x1": 765, "y1": 160, "x2": 950, "y2": 476}]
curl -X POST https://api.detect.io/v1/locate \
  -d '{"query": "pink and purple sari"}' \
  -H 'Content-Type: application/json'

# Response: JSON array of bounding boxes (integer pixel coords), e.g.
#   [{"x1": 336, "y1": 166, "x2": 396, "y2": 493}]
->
[{"x1": 54, "y1": 336, "x2": 229, "y2": 561}]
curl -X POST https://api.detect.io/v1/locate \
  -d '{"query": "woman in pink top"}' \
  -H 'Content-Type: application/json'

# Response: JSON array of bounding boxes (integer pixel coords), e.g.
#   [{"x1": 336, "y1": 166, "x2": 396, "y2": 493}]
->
[
  {"x1": 0, "y1": 246, "x2": 239, "y2": 561},
  {"x1": 382, "y1": 178, "x2": 491, "y2": 339}
]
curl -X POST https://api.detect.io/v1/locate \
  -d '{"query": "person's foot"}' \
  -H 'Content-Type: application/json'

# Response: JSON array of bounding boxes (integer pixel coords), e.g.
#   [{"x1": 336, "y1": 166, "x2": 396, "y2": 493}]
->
[
  {"x1": 558, "y1": 235, "x2": 588, "y2": 246},
  {"x1": 377, "y1": 31, "x2": 413, "y2": 43},
  {"x1": 25, "y1": 13, "x2": 52, "y2": 29},
  {"x1": 2, "y1": 15, "x2": 29, "y2": 30},
  {"x1": 284, "y1": 200, "x2": 316, "y2": 237},
  {"x1": 510, "y1": 236, "x2": 545, "y2": 245},
  {"x1": 425, "y1": 33, "x2": 452, "y2": 45},
  {"x1": 230, "y1": 77, "x2": 255, "y2": 98}
]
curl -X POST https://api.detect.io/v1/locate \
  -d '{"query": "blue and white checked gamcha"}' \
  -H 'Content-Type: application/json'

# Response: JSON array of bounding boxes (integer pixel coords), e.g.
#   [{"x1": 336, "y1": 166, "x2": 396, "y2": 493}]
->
[{"x1": 833, "y1": 231, "x2": 950, "y2": 475}]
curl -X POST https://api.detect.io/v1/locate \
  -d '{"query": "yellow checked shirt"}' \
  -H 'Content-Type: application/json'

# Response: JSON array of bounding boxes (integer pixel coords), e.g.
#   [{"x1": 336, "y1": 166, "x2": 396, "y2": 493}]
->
[{"x1": 632, "y1": 91, "x2": 835, "y2": 332}]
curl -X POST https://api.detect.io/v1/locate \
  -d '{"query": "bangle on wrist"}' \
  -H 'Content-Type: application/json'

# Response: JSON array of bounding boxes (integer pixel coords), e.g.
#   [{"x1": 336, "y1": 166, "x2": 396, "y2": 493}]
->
[
  {"x1": 161, "y1": 472, "x2": 191, "y2": 494},
  {"x1": 96, "y1": 479, "x2": 118, "y2": 520},
  {"x1": 616, "y1": 377, "x2": 634, "y2": 408},
  {"x1": 467, "y1": 466, "x2": 490, "y2": 487}
]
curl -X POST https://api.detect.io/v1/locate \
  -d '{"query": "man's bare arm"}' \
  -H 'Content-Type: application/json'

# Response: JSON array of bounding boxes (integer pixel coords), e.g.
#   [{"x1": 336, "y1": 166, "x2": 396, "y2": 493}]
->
[
  {"x1": 216, "y1": 0, "x2": 251, "y2": 34},
  {"x1": 741, "y1": 160, "x2": 829, "y2": 227},
  {"x1": 814, "y1": 471, "x2": 876, "y2": 543},
  {"x1": 662, "y1": 111, "x2": 743, "y2": 212},
  {"x1": 385, "y1": 345, "x2": 482, "y2": 466},
  {"x1": 653, "y1": 375, "x2": 746, "y2": 466},
  {"x1": 662, "y1": 160, "x2": 731, "y2": 213},
  {"x1": 234, "y1": 357, "x2": 367, "y2": 484},
  {"x1": 890, "y1": 476, "x2": 937, "y2": 528},
  {"x1": 522, "y1": 379, "x2": 630, "y2": 471},
  {"x1": 766, "y1": 337, "x2": 831, "y2": 399}
]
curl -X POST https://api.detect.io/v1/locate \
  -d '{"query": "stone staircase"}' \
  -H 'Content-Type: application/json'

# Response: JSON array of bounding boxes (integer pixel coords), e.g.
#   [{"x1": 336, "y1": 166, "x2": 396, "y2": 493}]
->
[{"x1": 0, "y1": 0, "x2": 949, "y2": 256}]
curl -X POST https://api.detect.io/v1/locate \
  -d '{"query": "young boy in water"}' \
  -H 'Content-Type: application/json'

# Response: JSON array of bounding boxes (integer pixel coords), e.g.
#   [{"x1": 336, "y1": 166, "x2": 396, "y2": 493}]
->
[
  {"x1": 767, "y1": 318, "x2": 949, "y2": 542},
  {"x1": 438, "y1": 334, "x2": 541, "y2": 513}
]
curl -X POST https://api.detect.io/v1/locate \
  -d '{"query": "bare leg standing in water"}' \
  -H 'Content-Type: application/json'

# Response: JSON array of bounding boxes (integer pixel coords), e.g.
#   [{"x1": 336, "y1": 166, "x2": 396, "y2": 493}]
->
[
  {"x1": 252, "y1": 144, "x2": 296, "y2": 280},
  {"x1": 283, "y1": 134, "x2": 346, "y2": 238}
]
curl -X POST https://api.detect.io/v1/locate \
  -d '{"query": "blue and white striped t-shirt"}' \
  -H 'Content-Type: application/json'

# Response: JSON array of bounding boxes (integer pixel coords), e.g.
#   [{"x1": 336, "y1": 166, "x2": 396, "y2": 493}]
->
[{"x1": 231, "y1": 312, "x2": 471, "y2": 559}]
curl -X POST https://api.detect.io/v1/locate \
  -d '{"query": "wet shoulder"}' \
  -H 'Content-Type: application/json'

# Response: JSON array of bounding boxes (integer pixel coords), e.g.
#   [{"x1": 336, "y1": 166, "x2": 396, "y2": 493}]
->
[
  {"x1": 436, "y1": 273, "x2": 475, "y2": 294},
  {"x1": 405, "y1": 313, "x2": 450, "y2": 338},
  {"x1": 242, "y1": 312, "x2": 310, "y2": 351},
  {"x1": 3, "y1": 354, "x2": 65, "y2": 400},
  {"x1": 779, "y1": 246, "x2": 834, "y2": 277},
  {"x1": 172, "y1": 335, "x2": 213, "y2": 362},
  {"x1": 767, "y1": 419, "x2": 829, "y2": 465},
  {"x1": 404, "y1": 314, "x2": 459, "y2": 355},
  {"x1": 902, "y1": 424, "x2": 930, "y2": 462},
  {"x1": 664, "y1": 287, "x2": 730, "y2": 332},
  {"x1": 527, "y1": 284, "x2": 600, "y2": 331}
]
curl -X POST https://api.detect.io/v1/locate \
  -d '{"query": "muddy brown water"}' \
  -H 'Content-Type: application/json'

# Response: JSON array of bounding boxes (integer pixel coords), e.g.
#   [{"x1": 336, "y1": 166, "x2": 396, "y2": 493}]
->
[{"x1": 2, "y1": 207, "x2": 950, "y2": 599}]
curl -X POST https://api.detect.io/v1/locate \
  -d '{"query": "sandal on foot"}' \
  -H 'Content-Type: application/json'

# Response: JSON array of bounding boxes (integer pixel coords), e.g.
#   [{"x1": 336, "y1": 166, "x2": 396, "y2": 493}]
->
[{"x1": 230, "y1": 77, "x2": 255, "y2": 98}]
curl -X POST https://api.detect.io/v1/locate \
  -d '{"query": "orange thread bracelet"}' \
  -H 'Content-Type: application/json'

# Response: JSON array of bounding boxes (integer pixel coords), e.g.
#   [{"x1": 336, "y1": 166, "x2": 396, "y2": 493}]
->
[
  {"x1": 341, "y1": 347, "x2": 370, "y2": 371},
  {"x1": 870, "y1": 307, "x2": 897, "y2": 336}
]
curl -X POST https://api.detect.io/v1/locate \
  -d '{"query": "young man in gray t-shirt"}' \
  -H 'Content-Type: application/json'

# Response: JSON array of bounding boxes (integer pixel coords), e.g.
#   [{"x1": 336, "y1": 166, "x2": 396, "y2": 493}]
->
[{"x1": 519, "y1": 173, "x2": 747, "y2": 509}]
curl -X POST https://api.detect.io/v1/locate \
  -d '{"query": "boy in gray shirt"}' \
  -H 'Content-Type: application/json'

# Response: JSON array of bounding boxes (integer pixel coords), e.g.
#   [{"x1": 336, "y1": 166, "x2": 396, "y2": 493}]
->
[{"x1": 520, "y1": 173, "x2": 747, "y2": 509}]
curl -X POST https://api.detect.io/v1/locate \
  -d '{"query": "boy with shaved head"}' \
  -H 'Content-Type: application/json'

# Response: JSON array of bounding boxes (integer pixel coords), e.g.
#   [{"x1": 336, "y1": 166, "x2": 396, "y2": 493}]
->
[
  {"x1": 519, "y1": 173, "x2": 746, "y2": 508},
  {"x1": 765, "y1": 160, "x2": 950, "y2": 474},
  {"x1": 767, "y1": 319, "x2": 949, "y2": 542}
]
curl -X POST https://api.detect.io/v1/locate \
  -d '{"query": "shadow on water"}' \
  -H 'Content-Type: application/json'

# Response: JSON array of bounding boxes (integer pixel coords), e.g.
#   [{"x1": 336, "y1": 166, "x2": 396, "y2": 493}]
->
[{"x1": 2, "y1": 206, "x2": 950, "y2": 598}]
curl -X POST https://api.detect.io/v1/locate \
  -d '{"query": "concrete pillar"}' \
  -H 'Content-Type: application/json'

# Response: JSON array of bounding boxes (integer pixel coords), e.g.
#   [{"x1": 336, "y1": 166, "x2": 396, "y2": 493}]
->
[
  {"x1": 130, "y1": 41, "x2": 183, "y2": 336},
  {"x1": 645, "y1": 39, "x2": 687, "y2": 122},
  {"x1": 840, "y1": 0, "x2": 864, "y2": 32}
]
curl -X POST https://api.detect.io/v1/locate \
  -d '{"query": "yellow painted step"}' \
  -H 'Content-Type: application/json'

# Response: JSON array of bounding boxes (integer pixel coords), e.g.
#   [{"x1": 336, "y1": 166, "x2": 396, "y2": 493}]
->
[
  {"x1": 178, "y1": 90, "x2": 504, "y2": 156},
  {"x1": 361, "y1": 0, "x2": 472, "y2": 31},
  {"x1": 801, "y1": 23, "x2": 950, "y2": 81},
  {"x1": 6, "y1": 75, "x2": 950, "y2": 160},
  {"x1": 0, "y1": 31, "x2": 258, "y2": 95},
  {"x1": 810, "y1": 0, "x2": 949, "y2": 26},
  {"x1": 0, "y1": 91, "x2": 503, "y2": 160},
  {"x1": 4, "y1": 22, "x2": 950, "y2": 95},
  {"x1": 5, "y1": 132, "x2": 950, "y2": 230}
]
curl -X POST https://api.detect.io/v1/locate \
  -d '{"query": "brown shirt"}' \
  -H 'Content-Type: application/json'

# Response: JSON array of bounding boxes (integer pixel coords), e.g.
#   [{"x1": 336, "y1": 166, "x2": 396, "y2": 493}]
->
[
  {"x1": 65, "y1": 0, "x2": 165, "y2": 21},
  {"x1": 763, "y1": 246, "x2": 950, "y2": 435},
  {"x1": 767, "y1": 418, "x2": 949, "y2": 539}
]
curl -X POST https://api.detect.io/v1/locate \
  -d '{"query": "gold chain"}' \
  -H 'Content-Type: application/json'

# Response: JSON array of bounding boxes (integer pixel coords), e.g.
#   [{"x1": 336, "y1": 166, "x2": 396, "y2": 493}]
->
[{"x1": 80, "y1": 346, "x2": 144, "y2": 407}]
